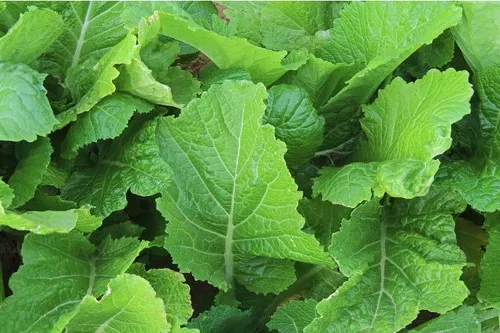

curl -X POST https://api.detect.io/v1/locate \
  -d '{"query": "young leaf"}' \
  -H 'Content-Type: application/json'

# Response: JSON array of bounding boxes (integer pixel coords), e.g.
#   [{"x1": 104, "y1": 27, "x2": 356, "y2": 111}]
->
[
  {"x1": 0, "y1": 62, "x2": 58, "y2": 142},
  {"x1": 448, "y1": 68, "x2": 500, "y2": 212},
  {"x1": 318, "y1": 2, "x2": 463, "y2": 151},
  {"x1": 65, "y1": 274, "x2": 169, "y2": 333},
  {"x1": 452, "y1": 2, "x2": 500, "y2": 73},
  {"x1": 314, "y1": 69, "x2": 472, "y2": 207},
  {"x1": 0, "y1": 7, "x2": 63, "y2": 64},
  {"x1": 264, "y1": 84, "x2": 324, "y2": 168},
  {"x1": 155, "y1": 11, "x2": 289, "y2": 85},
  {"x1": 61, "y1": 93, "x2": 153, "y2": 158},
  {"x1": 62, "y1": 115, "x2": 172, "y2": 217},
  {"x1": 156, "y1": 81, "x2": 330, "y2": 292},
  {"x1": 8, "y1": 137, "x2": 53, "y2": 208},
  {"x1": 0, "y1": 233, "x2": 148, "y2": 332},
  {"x1": 0, "y1": 180, "x2": 13, "y2": 212},
  {"x1": 268, "y1": 299, "x2": 318, "y2": 333},
  {"x1": 305, "y1": 184, "x2": 468, "y2": 333}
]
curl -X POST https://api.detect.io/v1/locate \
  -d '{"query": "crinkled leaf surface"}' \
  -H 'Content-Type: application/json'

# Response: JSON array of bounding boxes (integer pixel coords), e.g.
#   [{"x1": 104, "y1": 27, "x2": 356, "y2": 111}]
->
[
  {"x1": 62, "y1": 115, "x2": 172, "y2": 217},
  {"x1": 305, "y1": 184, "x2": 468, "y2": 333},
  {"x1": 0, "y1": 7, "x2": 63, "y2": 64},
  {"x1": 61, "y1": 93, "x2": 153, "y2": 158},
  {"x1": 318, "y1": 1, "x2": 463, "y2": 151},
  {"x1": 314, "y1": 69, "x2": 472, "y2": 207},
  {"x1": 264, "y1": 84, "x2": 324, "y2": 168},
  {"x1": 187, "y1": 305, "x2": 253, "y2": 333},
  {"x1": 409, "y1": 306, "x2": 480, "y2": 333},
  {"x1": 128, "y1": 263, "x2": 193, "y2": 329},
  {"x1": 452, "y1": 2, "x2": 500, "y2": 73},
  {"x1": 478, "y1": 212, "x2": 500, "y2": 308},
  {"x1": 156, "y1": 12, "x2": 289, "y2": 85},
  {"x1": 65, "y1": 274, "x2": 169, "y2": 333},
  {"x1": 8, "y1": 137, "x2": 52, "y2": 208},
  {"x1": 268, "y1": 299, "x2": 318, "y2": 333},
  {"x1": 448, "y1": 67, "x2": 500, "y2": 212},
  {"x1": 0, "y1": 233, "x2": 148, "y2": 332},
  {"x1": 0, "y1": 62, "x2": 58, "y2": 142},
  {"x1": 156, "y1": 81, "x2": 329, "y2": 292}
]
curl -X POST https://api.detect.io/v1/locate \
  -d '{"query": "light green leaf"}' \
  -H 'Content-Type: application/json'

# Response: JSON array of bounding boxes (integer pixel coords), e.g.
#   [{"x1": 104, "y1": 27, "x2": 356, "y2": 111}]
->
[
  {"x1": 0, "y1": 233, "x2": 148, "y2": 332},
  {"x1": 0, "y1": 62, "x2": 58, "y2": 142},
  {"x1": 156, "y1": 81, "x2": 329, "y2": 292},
  {"x1": 409, "y1": 306, "x2": 480, "y2": 333},
  {"x1": 318, "y1": 2, "x2": 463, "y2": 151},
  {"x1": 62, "y1": 115, "x2": 172, "y2": 217},
  {"x1": 0, "y1": 180, "x2": 13, "y2": 212},
  {"x1": 268, "y1": 299, "x2": 318, "y2": 333},
  {"x1": 448, "y1": 67, "x2": 500, "y2": 212},
  {"x1": 187, "y1": 305, "x2": 253, "y2": 333},
  {"x1": 128, "y1": 263, "x2": 193, "y2": 328},
  {"x1": 8, "y1": 137, "x2": 53, "y2": 208},
  {"x1": 56, "y1": 34, "x2": 136, "y2": 128},
  {"x1": 222, "y1": 2, "x2": 263, "y2": 45},
  {"x1": 305, "y1": 184, "x2": 468, "y2": 333},
  {"x1": 116, "y1": 54, "x2": 180, "y2": 107},
  {"x1": 0, "y1": 210, "x2": 78, "y2": 234},
  {"x1": 65, "y1": 274, "x2": 169, "y2": 333},
  {"x1": 61, "y1": 93, "x2": 153, "y2": 158},
  {"x1": 156, "y1": 11, "x2": 289, "y2": 85},
  {"x1": 40, "y1": 1, "x2": 128, "y2": 77},
  {"x1": 154, "y1": 66, "x2": 201, "y2": 106},
  {"x1": 264, "y1": 84, "x2": 324, "y2": 168},
  {"x1": 0, "y1": 7, "x2": 63, "y2": 64},
  {"x1": 452, "y1": 2, "x2": 500, "y2": 73},
  {"x1": 478, "y1": 212, "x2": 500, "y2": 308},
  {"x1": 314, "y1": 69, "x2": 472, "y2": 207},
  {"x1": 199, "y1": 65, "x2": 252, "y2": 91}
]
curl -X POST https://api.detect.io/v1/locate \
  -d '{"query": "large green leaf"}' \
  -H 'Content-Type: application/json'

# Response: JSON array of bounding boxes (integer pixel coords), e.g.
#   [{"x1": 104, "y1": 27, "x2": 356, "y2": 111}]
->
[
  {"x1": 448, "y1": 67, "x2": 500, "y2": 212},
  {"x1": 156, "y1": 81, "x2": 329, "y2": 292},
  {"x1": 0, "y1": 7, "x2": 63, "y2": 64},
  {"x1": 409, "y1": 306, "x2": 480, "y2": 333},
  {"x1": 62, "y1": 115, "x2": 172, "y2": 217},
  {"x1": 8, "y1": 137, "x2": 53, "y2": 208},
  {"x1": 65, "y1": 274, "x2": 169, "y2": 333},
  {"x1": 452, "y1": 2, "x2": 500, "y2": 73},
  {"x1": 0, "y1": 62, "x2": 58, "y2": 142},
  {"x1": 478, "y1": 212, "x2": 500, "y2": 308},
  {"x1": 0, "y1": 233, "x2": 148, "y2": 332},
  {"x1": 268, "y1": 299, "x2": 318, "y2": 333},
  {"x1": 314, "y1": 69, "x2": 472, "y2": 207},
  {"x1": 317, "y1": 2, "x2": 463, "y2": 151},
  {"x1": 187, "y1": 305, "x2": 253, "y2": 333},
  {"x1": 305, "y1": 184, "x2": 468, "y2": 333},
  {"x1": 264, "y1": 84, "x2": 324, "y2": 168},
  {"x1": 155, "y1": 12, "x2": 289, "y2": 85}
]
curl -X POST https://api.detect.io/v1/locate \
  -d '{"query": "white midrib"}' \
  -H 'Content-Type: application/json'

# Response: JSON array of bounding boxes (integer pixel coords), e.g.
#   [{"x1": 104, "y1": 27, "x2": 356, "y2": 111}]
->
[
  {"x1": 371, "y1": 219, "x2": 387, "y2": 327},
  {"x1": 71, "y1": 1, "x2": 93, "y2": 68},
  {"x1": 224, "y1": 115, "x2": 245, "y2": 286}
]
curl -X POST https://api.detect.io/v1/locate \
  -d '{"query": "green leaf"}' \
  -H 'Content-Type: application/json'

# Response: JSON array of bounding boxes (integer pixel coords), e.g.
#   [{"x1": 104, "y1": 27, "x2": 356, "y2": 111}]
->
[
  {"x1": 199, "y1": 65, "x2": 252, "y2": 91},
  {"x1": 318, "y1": 2, "x2": 463, "y2": 151},
  {"x1": 61, "y1": 93, "x2": 153, "y2": 158},
  {"x1": 264, "y1": 84, "x2": 324, "y2": 168},
  {"x1": 39, "y1": 1, "x2": 128, "y2": 77},
  {"x1": 8, "y1": 137, "x2": 53, "y2": 208},
  {"x1": 448, "y1": 67, "x2": 500, "y2": 212},
  {"x1": 156, "y1": 81, "x2": 329, "y2": 292},
  {"x1": 187, "y1": 305, "x2": 253, "y2": 333},
  {"x1": 0, "y1": 209, "x2": 79, "y2": 234},
  {"x1": 156, "y1": 11, "x2": 289, "y2": 85},
  {"x1": 268, "y1": 299, "x2": 318, "y2": 333},
  {"x1": 452, "y1": 2, "x2": 500, "y2": 73},
  {"x1": 478, "y1": 212, "x2": 500, "y2": 308},
  {"x1": 154, "y1": 66, "x2": 201, "y2": 106},
  {"x1": 0, "y1": 62, "x2": 58, "y2": 142},
  {"x1": 409, "y1": 306, "x2": 480, "y2": 333},
  {"x1": 260, "y1": 2, "x2": 337, "y2": 52},
  {"x1": 222, "y1": 2, "x2": 263, "y2": 45},
  {"x1": 0, "y1": 233, "x2": 148, "y2": 332},
  {"x1": 65, "y1": 274, "x2": 169, "y2": 333},
  {"x1": 0, "y1": 7, "x2": 63, "y2": 64},
  {"x1": 56, "y1": 33, "x2": 136, "y2": 128},
  {"x1": 0, "y1": 179, "x2": 13, "y2": 211},
  {"x1": 128, "y1": 263, "x2": 193, "y2": 328},
  {"x1": 62, "y1": 115, "x2": 172, "y2": 217},
  {"x1": 305, "y1": 184, "x2": 468, "y2": 333},
  {"x1": 314, "y1": 69, "x2": 472, "y2": 207}
]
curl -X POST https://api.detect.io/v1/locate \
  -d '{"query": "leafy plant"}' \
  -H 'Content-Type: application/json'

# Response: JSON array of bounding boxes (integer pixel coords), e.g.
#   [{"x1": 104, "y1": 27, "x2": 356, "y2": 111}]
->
[{"x1": 0, "y1": 1, "x2": 499, "y2": 333}]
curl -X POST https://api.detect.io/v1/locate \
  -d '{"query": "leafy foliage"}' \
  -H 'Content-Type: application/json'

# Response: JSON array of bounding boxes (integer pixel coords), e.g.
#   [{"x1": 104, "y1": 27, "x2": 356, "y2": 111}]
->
[{"x1": 0, "y1": 2, "x2": 498, "y2": 332}]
